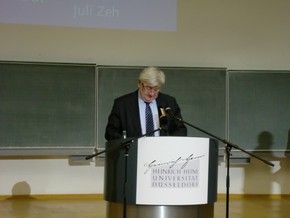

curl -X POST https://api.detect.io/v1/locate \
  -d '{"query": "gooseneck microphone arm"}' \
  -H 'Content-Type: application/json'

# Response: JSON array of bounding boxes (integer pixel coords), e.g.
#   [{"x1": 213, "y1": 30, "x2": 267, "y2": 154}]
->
[
  {"x1": 164, "y1": 107, "x2": 273, "y2": 166},
  {"x1": 85, "y1": 127, "x2": 161, "y2": 160},
  {"x1": 86, "y1": 127, "x2": 161, "y2": 218},
  {"x1": 165, "y1": 107, "x2": 274, "y2": 218}
]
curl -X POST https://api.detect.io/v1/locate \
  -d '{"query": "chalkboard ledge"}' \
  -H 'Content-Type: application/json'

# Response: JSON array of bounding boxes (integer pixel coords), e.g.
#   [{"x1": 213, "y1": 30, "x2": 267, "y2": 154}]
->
[{"x1": 0, "y1": 147, "x2": 96, "y2": 156}]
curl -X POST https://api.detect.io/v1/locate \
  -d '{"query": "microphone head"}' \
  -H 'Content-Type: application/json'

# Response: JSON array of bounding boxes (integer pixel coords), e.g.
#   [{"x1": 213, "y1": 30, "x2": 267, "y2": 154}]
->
[{"x1": 165, "y1": 107, "x2": 175, "y2": 119}]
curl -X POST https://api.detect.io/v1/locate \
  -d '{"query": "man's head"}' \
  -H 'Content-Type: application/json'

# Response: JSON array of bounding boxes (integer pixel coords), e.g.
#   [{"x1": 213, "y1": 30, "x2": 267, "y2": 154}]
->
[{"x1": 138, "y1": 67, "x2": 165, "y2": 102}]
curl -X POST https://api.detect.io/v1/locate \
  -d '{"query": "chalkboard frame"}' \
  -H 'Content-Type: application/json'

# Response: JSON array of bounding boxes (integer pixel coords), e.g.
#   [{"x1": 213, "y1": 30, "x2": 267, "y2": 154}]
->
[
  {"x1": 96, "y1": 65, "x2": 227, "y2": 150},
  {"x1": 0, "y1": 61, "x2": 96, "y2": 156},
  {"x1": 1, "y1": 62, "x2": 289, "y2": 156},
  {"x1": 228, "y1": 70, "x2": 290, "y2": 153}
]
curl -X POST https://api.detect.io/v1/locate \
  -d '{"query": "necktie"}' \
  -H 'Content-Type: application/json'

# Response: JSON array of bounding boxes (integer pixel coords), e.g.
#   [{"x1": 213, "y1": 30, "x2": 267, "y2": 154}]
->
[{"x1": 145, "y1": 102, "x2": 154, "y2": 136}]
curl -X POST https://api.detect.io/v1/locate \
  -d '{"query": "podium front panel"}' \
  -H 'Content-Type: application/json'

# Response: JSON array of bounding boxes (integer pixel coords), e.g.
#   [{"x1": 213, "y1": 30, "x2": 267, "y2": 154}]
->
[{"x1": 136, "y1": 137, "x2": 212, "y2": 205}]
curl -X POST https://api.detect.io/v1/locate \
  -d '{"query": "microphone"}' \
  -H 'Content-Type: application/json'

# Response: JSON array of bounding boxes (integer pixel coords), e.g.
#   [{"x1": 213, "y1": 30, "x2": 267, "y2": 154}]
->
[
  {"x1": 165, "y1": 107, "x2": 175, "y2": 119},
  {"x1": 165, "y1": 107, "x2": 183, "y2": 125}
]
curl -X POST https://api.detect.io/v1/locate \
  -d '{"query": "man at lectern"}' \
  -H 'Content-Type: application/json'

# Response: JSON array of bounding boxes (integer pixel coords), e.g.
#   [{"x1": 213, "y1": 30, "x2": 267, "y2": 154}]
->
[{"x1": 105, "y1": 66, "x2": 187, "y2": 141}]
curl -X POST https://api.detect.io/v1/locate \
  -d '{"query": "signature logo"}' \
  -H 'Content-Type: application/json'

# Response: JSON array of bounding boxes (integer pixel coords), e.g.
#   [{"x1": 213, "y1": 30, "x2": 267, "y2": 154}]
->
[{"x1": 143, "y1": 154, "x2": 205, "y2": 174}]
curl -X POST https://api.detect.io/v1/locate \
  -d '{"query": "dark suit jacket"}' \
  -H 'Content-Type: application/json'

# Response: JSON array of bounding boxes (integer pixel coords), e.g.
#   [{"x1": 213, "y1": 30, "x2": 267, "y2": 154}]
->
[{"x1": 105, "y1": 90, "x2": 187, "y2": 140}]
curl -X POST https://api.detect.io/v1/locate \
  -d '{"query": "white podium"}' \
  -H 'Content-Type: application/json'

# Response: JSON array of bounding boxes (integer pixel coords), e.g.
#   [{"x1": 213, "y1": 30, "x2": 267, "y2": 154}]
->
[{"x1": 104, "y1": 137, "x2": 218, "y2": 218}]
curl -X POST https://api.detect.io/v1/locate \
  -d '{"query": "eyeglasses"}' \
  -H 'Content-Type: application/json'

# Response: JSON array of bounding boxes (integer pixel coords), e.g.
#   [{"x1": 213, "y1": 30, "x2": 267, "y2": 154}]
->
[{"x1": 142, "y1": 83, "x2": 160, "y2": 93}]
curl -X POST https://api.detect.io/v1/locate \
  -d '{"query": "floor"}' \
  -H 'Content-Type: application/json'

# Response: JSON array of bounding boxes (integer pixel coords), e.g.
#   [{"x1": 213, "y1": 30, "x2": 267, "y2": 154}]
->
[{"x1": 0, "y1": 195, "x2": 289, "y2": 218}]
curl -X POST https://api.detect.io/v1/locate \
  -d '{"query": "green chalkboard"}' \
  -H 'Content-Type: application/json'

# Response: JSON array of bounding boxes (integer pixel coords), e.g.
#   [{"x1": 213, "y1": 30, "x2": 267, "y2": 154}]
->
[
  {"x1": 3, "y1": 63, "x2": 288, "y2": 155},
  {"x1": 0, "y1": 61, "x2": 95, "y2": 154},
  {"x1": 228, "y1": 71, "x2": 290, "y2": 151},
  {"x1": 97, "y1": 66, "x2": 227, "y2": 149}
]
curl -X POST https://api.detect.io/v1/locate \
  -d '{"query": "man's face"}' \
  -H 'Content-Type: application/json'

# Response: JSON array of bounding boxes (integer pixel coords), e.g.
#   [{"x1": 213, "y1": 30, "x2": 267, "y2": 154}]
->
[{"x1": 138, "y1": 81, "x2": 160, "y2": 103}]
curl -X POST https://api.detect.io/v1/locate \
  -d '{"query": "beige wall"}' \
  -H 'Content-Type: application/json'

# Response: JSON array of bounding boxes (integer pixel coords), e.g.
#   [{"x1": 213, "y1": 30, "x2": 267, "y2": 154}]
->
[
  {"x1": 1, "y1": 0, "x2": 290, "y2": 69},
  {"x1": 1, "y1": 0, "x2": 290, "y2": 196}
]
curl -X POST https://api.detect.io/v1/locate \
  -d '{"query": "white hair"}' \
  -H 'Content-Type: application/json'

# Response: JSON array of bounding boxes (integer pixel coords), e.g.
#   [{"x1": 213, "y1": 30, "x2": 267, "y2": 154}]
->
[{"x1": 138, "y1": 67, "x2": 165, "y2": 87}]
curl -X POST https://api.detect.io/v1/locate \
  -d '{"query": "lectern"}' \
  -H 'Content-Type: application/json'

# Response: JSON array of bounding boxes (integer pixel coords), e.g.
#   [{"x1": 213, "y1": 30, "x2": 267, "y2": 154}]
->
[{"x1": 104, "y1": 137, "x2": 218, "y2": 218}]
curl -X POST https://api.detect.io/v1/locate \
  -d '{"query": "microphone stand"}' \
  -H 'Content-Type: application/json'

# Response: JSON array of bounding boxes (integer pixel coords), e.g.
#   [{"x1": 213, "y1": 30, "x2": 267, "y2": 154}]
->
[
  {"x1": 86, "y1": 127, "x2": 161, "y2": 218},
  {"x1": 169, "y1": 115, "x2": 274, "y2": 218}
]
